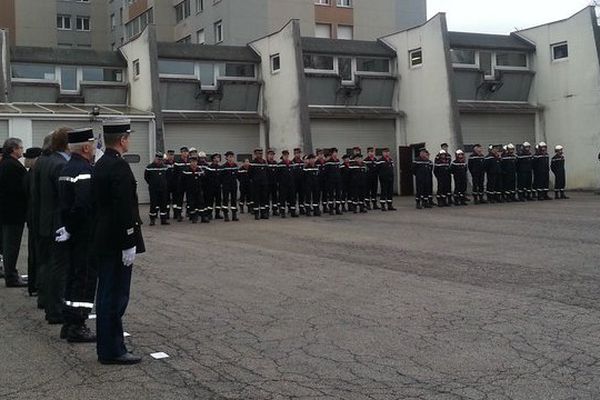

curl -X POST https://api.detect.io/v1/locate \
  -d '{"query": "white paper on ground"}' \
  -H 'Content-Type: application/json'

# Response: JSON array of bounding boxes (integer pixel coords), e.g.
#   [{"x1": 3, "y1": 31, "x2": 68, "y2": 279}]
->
[
  {"x1": 150, "y1": 352, "x2": 170, "y2": 360},
  {"x1": 123, "y1": 332, "x2": 131, "y2": 337},
  {"x1": 88, "y1": 314, "x2": 97, "y2": 320}
]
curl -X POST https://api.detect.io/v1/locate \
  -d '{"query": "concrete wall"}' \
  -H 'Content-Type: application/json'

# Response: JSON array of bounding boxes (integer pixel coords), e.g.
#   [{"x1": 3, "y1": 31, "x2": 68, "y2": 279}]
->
[
  {"x1": 268, "y1": 0, "x2": 314, "y2": 38},
  {"x1": 250, "y1": 20, "x2": 310, "y2": 152},
  {"x1": 381, "y1": 13, "x2": 460, "y2": 150},
  {"x1": 518, "y1": 7, "x2": 600, "y2": 189},
  {"x1": 14, "y1": 0, "x2": 56, "y2": 47},
  {"x1": 119, "y1": 27, "x2": 155, "y2": 112},
  {"x1": 453, "y1": 69, "x2": 534, "y2": 101},
  {"x1": 354, "y1": 0, "x2": 426, "y2": 41}
]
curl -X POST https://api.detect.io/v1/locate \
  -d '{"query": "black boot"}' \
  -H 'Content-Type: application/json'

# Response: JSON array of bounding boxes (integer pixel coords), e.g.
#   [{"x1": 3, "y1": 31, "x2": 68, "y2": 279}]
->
[
  {"x1": 388, "y1": 202, "x2": 396, "y2": 211},
  {"x1": 201, "y1": 215, "x2": 210, "y2": 223},
  {"x1": 161, "y1": 217, "x2": 170, "y2": 226},
  {"x1": 545, "y1": 192, "x2": 552, "y2": 200},
  {"x1": 479, "y1": 195, "x2": 488, "y2": 204},
  {"x1": 561, "y1": 191, "x2": 569, "y2": 199},
  {"x1": 341, "y1": 203, "x2": 347, "y2": 212},
  {"x1": 416, "y1": 199, "x2": 422, "y2": 209},
  {"x1": 191, "y1": 215, "x2": 198, "y2": 224},
  {"x1": 281, "y1": 209, "x2": 287, "y2": 218},
  {"x1": 67, "y1": 324, "x2": 96, "y2": 343},
  {"x1": 555, "y1": 191, "x2": 560, "y2": 200},
  {"x1": 372, "y1": 200, "x2": 380, "y2": 210},
  {"x1": 447, "y1": 195, "x2": 453, "y2": 206},
  {"x1": 365, "y1": 201, "x2": 372, "y2": 210},
  {"x1": 149, "y1": 217, "x2": 156, "y2": 226},
  {"x1": 381, "y1": 202, "x2": 387, "y2": 211},
  {"x1": 336, "y1": 205, "x2": 342, "y2": 215},
  {"x1": 353, "y1": 205, "x2": 359, "y2": 214},
  {"x1": 176, "y1": 212, "x2": 183, "y2": 222},
  {"x1": 273, "y1": 207, "x2": 280, "y2": 216},
  {"x1": 255, "y1": 210, "x2": 260, "y2": 220},
  {"x1": 232, "y1": 211, "x2": 239, "y2": 221},
  {"x1": 215, "y1": 210, "x2": 224, "y2": 219},
  {"x1": 261, "y1": 209, "x2": 269, "y2": 219},
  {"x1": 329, "y1": 205, "x2": 335, "y2": 215},
  {"x1": 239, "y1": 204, "x2": 245, "y2": 214},
  {"x1": 360, "y1": 204, "x2": 367, "y2": 213},
  {"x1": 224, "y1": 212, "x2": 230, "y2": 222}
]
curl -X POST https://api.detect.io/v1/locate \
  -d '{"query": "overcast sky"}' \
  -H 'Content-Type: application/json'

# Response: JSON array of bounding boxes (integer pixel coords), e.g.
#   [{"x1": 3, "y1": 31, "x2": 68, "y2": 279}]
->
[{"x1": 427, "y1": 0, "x2": 596, "y2": 34}]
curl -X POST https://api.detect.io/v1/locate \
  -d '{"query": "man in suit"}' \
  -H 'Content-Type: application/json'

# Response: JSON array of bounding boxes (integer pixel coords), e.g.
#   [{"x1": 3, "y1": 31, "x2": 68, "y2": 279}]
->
[
  {"x1": 92, "y1": 119, "x2": 145, "y2": 365},
  {"x1": 0, "y1": 138, "x2": 27, "y2": 287},
  {"x1": 38, "y1": 128, "x2": 71, "y2": 324}
]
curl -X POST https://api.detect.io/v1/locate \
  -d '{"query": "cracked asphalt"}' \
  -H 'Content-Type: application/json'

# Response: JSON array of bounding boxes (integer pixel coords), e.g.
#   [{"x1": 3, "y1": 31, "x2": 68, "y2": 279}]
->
[{"x1": 1, "y1": 193, "x2": 600, "y2": 400}]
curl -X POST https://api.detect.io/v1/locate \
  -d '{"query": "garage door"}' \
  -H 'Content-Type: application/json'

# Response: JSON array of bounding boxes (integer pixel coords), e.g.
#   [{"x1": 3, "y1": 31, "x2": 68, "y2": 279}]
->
[
  {"x1": 311, "y1": 119, "x2": 396, "y2": 155},
  {"x1": 0, "y1": 120, "x2": 8, "y2": 142},
  {"x1": 164, "y1": 123, "x2": 260, "y2": 157},
  {"x1": 32, "y1": 120, "x2": 151, "y2": 203},
  {"x1": 460, "y1": 113, "x2": 535, "y2": 147}
]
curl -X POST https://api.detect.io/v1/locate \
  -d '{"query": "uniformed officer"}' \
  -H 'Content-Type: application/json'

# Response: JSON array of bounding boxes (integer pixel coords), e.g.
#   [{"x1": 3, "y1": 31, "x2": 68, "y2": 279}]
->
[
  {"x1": 551, "y1": 145, "x2": 568, "y2": 199},
  {"x1": 364, "y1": 147, "x2": 379, "y2": 210},
  {"x1": 291, "y1": 148, "x2": 305, "y2": 215},
  {"x1": 516, "y1": 142, "x2": 534, "y2": 201},
  {"x1": 249, "y1": 148, "x2": 269, "y2": 220},
  {"x1": 277, "y1": 150, "x2": 297, "y2": 218},
  {"x1": 315, "y1": 149, "x2": 328, "y2": 213},
  {"x1": 434, "y1": 150, "x2": 452, "y2": 207},
  {"x1": 164, "y1": 150, "x2": 176, "y2": 218},
  {"x1": 303, "y1": 154, "x2": 321, "y2": 217},
  {"x1": 341, "y1": 154, "x2": 352, "y2": 212},
  {"x1": 468, "y1": 144, "x2": 486, "y2": 204},
  {"x1": 205, "y1": 153, "x2": 224, "y2": 219},
  {"x1": 56, "y1": 128, "x2": 97, "y2": 343},
  {"x1": 484, "y1": 145, "x2": 503, "y2": 203},
  {"x1": 377, "y1": 147, "x2": 396, "y2": 211},
  {"x1": 324, "y1": 148, "x2": 343, "y2": 215},
  {"x1": 23, "y1": 146, "x2": 42, "y2": 296},
  {"x1": 221, "y1": 151, "x2": 240, "y2": 222},
  {"x1": 533, "y1": 142, "x2": 552, "y2": 200},
  {"x1": 501, "y1": 144, "x2": 517, "y2": 202},
  {"x1": 144, "y1": 152, "x2": 169, "y2": 226},
  {"x1": 92, "y1": 119, "x2": 145, "y2": 365},
  {"x1": 173, "y1": 147, "x2": 190, "y2": 222},
  {"x1": 237, "y1": 158, "x2": 251, "y2": 213},
  {"x1": 266, "y1": 149, "x2": 280, "y2": 216},
  {"x1": 413, "y1": 148, "x2": 433, "y2": 209},
  {"x1": 182, "y1": 156, "x2": 207, "y2": 223},
  {"x1": 450, "y1": 149, "x2": 468, "y2": 206},
  {"x1": 349, "y1": 153, "x2": 368, "y2": 213}
]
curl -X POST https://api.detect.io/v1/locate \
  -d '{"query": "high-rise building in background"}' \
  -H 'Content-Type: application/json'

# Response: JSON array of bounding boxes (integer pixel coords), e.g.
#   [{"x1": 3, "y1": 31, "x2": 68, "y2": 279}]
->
[{"x1": 0, "y1": 0, "x2": 109, "y2": 48}]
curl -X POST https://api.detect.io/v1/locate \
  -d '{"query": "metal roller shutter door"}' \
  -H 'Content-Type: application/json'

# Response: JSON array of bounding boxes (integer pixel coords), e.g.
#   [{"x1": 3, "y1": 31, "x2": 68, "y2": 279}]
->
[
  {"x1": 164, "y1": 123, "x2": 260, "y2": 155},
  {"x1": 461, "y1": 113, "x2": 535, "y2": 147},
  {"x1": 311, "y1": 119, "x2": 396, "y2": 154},
  {"x1": 0, "y1": 120, "x2": 8, "y2": 141},
  {"x1": 31, "y1": 120, "x2": 151, "y2": 203}
]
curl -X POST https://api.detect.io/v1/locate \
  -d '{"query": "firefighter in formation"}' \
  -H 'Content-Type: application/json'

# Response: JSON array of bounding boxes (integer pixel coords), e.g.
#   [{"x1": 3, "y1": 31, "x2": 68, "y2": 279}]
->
[
  {"x1": 146, "y1": 147, "x2": 398, "y2": 223},
  {"x1": 412, "y1": 142, "x2": 568, "y2": 210}
]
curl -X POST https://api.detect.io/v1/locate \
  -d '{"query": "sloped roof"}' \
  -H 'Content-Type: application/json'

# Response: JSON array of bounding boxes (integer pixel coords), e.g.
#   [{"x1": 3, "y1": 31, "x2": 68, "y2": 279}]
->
[
  {"x1": 10, "y1": 47, "x2": 127, "y2": 67},
  {"x1": 301, "y1": 37, "x2": 396, "y2": 57},
  {"x1": 157, "y1": 42, "x2": 260, "y2": 63},
  {"x1": 448, "y1": 32, "x2": 535, "y2": 52}
]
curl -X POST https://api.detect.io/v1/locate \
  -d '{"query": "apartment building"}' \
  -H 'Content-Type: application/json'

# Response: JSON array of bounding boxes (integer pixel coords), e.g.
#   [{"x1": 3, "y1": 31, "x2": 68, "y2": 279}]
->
[
  {"x1": 111, "y1": 0, "x2": 427, "y2": 47},
  {"x1": 0, "y1": 0, "x2": 109, "y2": 49}
]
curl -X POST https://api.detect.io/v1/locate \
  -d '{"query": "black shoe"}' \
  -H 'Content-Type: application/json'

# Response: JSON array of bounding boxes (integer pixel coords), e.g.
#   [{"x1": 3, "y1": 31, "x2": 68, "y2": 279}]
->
[
  {"x1": 201, "y1": 216, "x2": 210, "y2": 223},
  {"x1": 149, "y1": 219, "x2": 156, "y2": 226},
  {"x1": 47, "y1": 317, "x2": 65, "y2": 325},
  {"x1": 67, "y1": 325, "x2": 96, "y2": 343},
  {"x1": 177, "y1": 215, "x2": 183, "y2": 222},
  {"x1": 255, "y1": 212, "x2": 260, "y2": 221},
  {"x1": 299, "y1": 208, "x2": 306, "y2": 215},
  {"x1": 388, "y1": 205, "x2": 397, "y2": 211},
  {"x1": 273, "y1": 209, "x2": 280, "y2": 216},
  {"x1": 99, "y1": 352, "x2": 142, "y2": 365},
  {"x1": 215, "y1": 212, "x2": 223, "y2": 220},
  {"x1": 60, "y1": 324, "x2": 71, "y2": 339},
  {"x1": 373, "y1": 202, "x2": 380, "y2": 210},
  {"x1": 224, "y1": 214, "x2": 230, "y2": 222},
  {"x1": 6, "y1": 278, "x2": 27, "y2": 288},
  {"x1": 416, "y1": 201, "x2": 422, "y2": 210},
  {"x1": 160, "y1": 219, "x2": 170, "y2": 226},
  {"x1": 329, "y1": 208, "x2": 335, "y2": 215},
  {"x1": 232, "y1": 212, "x2": 239, "y2": 222}
]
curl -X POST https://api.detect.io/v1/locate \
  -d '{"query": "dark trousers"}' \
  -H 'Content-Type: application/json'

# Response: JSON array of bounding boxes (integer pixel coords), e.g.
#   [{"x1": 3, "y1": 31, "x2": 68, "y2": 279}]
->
[
  {"x1": 366, "y1": 174, "x2": 378, "y2": 202},
  {"x1": 304, "y1": 184, "x2": 321, "y2": 211},
  {"x1": 149, "y1": 189, "x2": 168, "y2": 221},
  {"x1": 44, "y1": 241, "x2": 69, "y2": 320},
  {"x1": 471, "y1": 173, "x2": 485, "y2": 196},
  {"x1": 239, "y1": 183, "x2": 251, "y2": 207},
  {"x1": 294, "y1": 178, "x2": 305, "y2": 211},
  {"x1": 63, "y1": 238, "x2": 97, "y2": 325},
  {"x1": 278, "y1": 182, "x2": 296, "y2": 211},
  {"x1": 327, "y1": 180, "x2": 342, "y2": 208},
  {"x1": 503, "y1": 173, "x2": 516, "y2": 194},
  {"x1": 352, "y1": 181, "x2": 366, "y2": 207},
  {"x1": 96, "y1": 254, "x2": 132, "y2": 360},
  {"x1": 174, "y1": 187, "x2": 186, "y2": 216},
  {"x1": 27, "y1": 228, "x2": 38, "y2": 294},
  {"x1": 1, "y1": 223, "x2": 24, "y2": 284},
  {"x1": 486, "y1": 173, "x2": 501, "y2": 195},
  {"x1": 380, "y1": 177, "x2": 394, "y2": 204},
  {"x1": 252, "y1": 183, "x2": 269, "y2": 214},
  {"x1": 222, "y1": 184, "x2": 238, "y2": 213},
  {"x1": 320, "y1": 179, "x2": 328, "y2": 208},
  {"x1": 205, "y1": 184, "x2": 222, "y2": 214},
  {"x1": 517, "y1": 171, "x2": 533, "y2": 194},
  {"x1": 554, "y1": 171, "x2": 566, "y2": 190},
  {"x1": 36, "y1": 236, "x2": 52, "y2": 309},
  {"x1": 267, "y1": 182, "x2": 279, "y2": 211},
  {"x1": 415, "y1": 178, "x2": 433, "y2": 200},
  {"x1": 186, "y1": 189, "x2": 205, "y2": 219}
]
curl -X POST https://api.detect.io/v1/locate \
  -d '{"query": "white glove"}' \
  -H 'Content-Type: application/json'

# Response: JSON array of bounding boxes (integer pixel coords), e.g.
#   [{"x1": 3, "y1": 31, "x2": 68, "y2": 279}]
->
[
  {"x1": 122, "y1": 247, "x2": 137, "y2": 267},
  {"x1": 55, "y1": 227, "x2": 71, "y2": 243}
]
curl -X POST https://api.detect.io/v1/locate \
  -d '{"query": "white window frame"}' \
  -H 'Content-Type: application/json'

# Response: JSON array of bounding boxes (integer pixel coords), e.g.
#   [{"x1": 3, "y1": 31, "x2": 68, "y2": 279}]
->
[
  {"x1": 551, "y1": 42, "x2": 569, "y2": 62},
  {"x1": 315, "y1": 0, "x2": 330, "y2": 4},
  {"x1": 409, "y1": 48, "x2": 423, "y2": 69},
  {"x1": 195, "y1": 0, "x2": 204, "y2": 13},
  {"x1": 133, "y1": 59, "x2": 141, "y2": 79},
  {"x1": 158, "y1": 59, "x2": 196, "y2": 80},
  {"x1": 303, "y1": 54, "x2": 336, "y2": 74},
  {"x1": 76, "y1": 16, "x2": 90, "y2": 31},
  {"x1": 214, "y1": 20, "x2": 223, "y2": 43},
  {"x1": 57, "y1": 15, "x2": 71, "y2": 30},
  {"x1": 336, "y1": 0, "x2": 352, "y2": 7},
  {"x1": 336, "y1": 24, "x2": 353, "y2": 40},
  {"x1": 355, "y1": 57, "x2": 392, "y2": 76},
  {"x1": 58, "y1": 66, "x2": 81, "y2": 94},
  {"x1": 196, "y1": 29, "x2": 205, "y2": 45},
  {"x1": 270, "y1": 54, "x2": 281, "y2": 74},
  {"x1": 11, "y1": 64, "x2": 59, "y2": 84},
  {"x1": 494, "y1": 51, "x2": 529, "y2": 71},
  {"x1": 217, "y1": 63, "x2": 257, "y2": 81},
  {"x1": 158, "y1": 60, "x2": 257, "y2": 88},
  {"x1": 450, "y1": 48, "x2": 479, "y2": 69}
]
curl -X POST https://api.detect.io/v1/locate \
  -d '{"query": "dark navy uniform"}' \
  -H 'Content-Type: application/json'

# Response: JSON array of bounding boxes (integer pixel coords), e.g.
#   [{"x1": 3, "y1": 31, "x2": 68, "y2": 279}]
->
[
  {"x1": 341, "y1": 158, "x2": 352, "y2": 211},
  {"x1": 292, "y1": 155, "x2": 305, "y2": 214},
  {"x1": 303, "y1": 161, "x2": 321, "y2": 216},
  {"x1": 377, "y1": 154, "x2": 395, "y2": 210},
  {"x1": 204, "y1": 161, "x2": 223, "y2": 219},
  {"x1": 450, "y1": 156, "x2": 468, "y2": 205},
  {"x1": 316, "y1": 157, "x2": 328, "y2": 212},
  {"x1": 182, "y1": 164, "x2": 206, "y2": 223},
  {"x1": 516, "y1": 148, "x2": 534, "y2": 201},
  {"x1": 364, "y1": 154, "x2": 379, "y2": 209},
  {"x1": 59, "y1": 148, "x2": 97, "y2": 340},
  {"x1": 173, "y1": 155, "x2": 189, "y2": 220},
  {"x1": 324, "y1": 156, "x2": 343, "y2": 214},
  {"x1": 484, "y1": 152, "x2": 503, "y2": 203},
  {"x1": 92, "y1": 124, "x2": 145, "y2": 363},
  {"x1": 468, "y1": 152, "x2": 486, "y2": 203},
  {"x1": 413, "y1": 157, "x2": 433, "y2": 208},
  {"x1": 144, "y1": 158, "x2": 169, "y2": 225},
  {"x1": 349, "y1": 160, "x2": 368, "y2": 213},
  {"x1": 551, "y1": 152, "x2": 567, "y2": 199},
  {"x1": 533, "y1": 149, "x2": 551, "y2": 200},
  {"x1": 237, "y1": 165, "x2": 251, "y2": 213},
  {"x1": 434, "y1": 154, "x2": 452, "y2": 206},
  {"x1": 164, "y1": 157, "x2": 176, "y2": 217},
  {"x1": 278, "y1": 159, "x2": 297, "y2": 217},
  {"x1": 249, "y1": 156, "x2": 269, "y2": 219},
  {"x1": 501, "y1": 151, "x2": 517, "y2": 201},
  {"x1": 266, "y1": 158, "x2": 280, "y2": 215},
  {"x1": 221, "y1": 161, "x2": 239, "y2": 221}
]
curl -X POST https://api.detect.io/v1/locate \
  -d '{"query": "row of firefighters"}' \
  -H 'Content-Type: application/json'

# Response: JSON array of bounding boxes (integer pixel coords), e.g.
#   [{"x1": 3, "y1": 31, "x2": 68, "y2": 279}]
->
[
  {"x1": 413, "y1": 141, "x2": 568, "y2": 209},
  {"x1": 144, "y1": 146, "x2": 396, "y2": 223}
]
